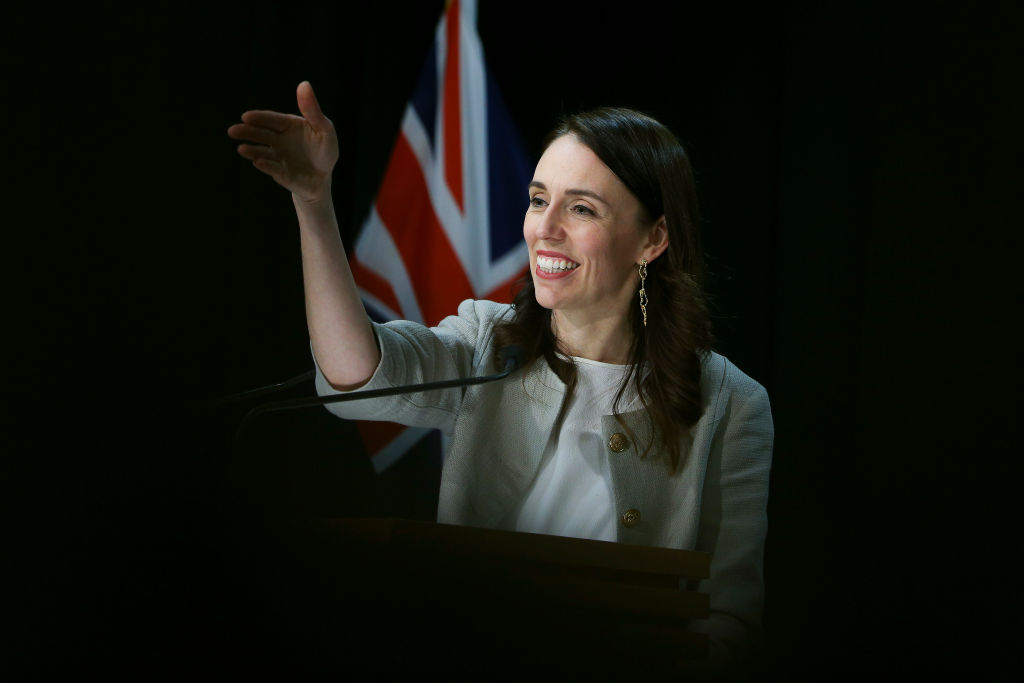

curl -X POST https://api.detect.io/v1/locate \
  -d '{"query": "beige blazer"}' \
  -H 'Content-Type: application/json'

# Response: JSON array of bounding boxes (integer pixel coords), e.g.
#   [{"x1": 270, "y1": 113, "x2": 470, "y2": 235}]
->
[{"x1": 314, "y1": 299, "x2": 774, "y2": 657}]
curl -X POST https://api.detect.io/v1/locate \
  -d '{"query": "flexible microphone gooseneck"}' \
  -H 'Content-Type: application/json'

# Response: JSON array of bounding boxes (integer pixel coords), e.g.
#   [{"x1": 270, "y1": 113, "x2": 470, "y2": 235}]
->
[
  {"x1": 233, "y1": 345, "x2": 525, "y2": 446},
  {"x1": 202, "y1": 370, "x2": 316, "y2": 409}
]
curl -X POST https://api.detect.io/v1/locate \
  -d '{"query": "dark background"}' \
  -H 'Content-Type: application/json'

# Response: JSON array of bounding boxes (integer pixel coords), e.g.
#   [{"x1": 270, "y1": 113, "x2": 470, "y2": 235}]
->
[{"x1": 11, "y1": 0, "x2": 1023, "y2": 677}]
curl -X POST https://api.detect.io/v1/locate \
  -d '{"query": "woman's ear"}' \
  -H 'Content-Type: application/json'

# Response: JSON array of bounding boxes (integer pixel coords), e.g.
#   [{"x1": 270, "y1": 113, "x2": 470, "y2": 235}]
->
[{"x1": 641, "y1": 215, "x2": 670, "y2": 263}]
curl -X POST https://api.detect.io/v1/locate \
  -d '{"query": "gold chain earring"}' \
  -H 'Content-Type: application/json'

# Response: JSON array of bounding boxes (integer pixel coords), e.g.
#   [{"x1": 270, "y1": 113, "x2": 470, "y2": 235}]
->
[{"x1": 638, "y1": 258, "x2": 649, "y2": 327}]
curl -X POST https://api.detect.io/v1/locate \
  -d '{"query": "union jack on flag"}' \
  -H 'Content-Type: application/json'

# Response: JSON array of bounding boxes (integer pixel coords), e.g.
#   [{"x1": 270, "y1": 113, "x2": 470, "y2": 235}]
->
[{"x1": 349, "y1": 0, "x2": 531, "y2": 472}]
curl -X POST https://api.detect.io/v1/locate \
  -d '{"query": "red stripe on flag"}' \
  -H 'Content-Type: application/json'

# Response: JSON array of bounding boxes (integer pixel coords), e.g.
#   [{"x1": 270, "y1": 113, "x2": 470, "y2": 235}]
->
[
  {"x1": 375, "y1": 134, "x2": 474, "y2": 326},
  {"x1": 443, "y1": 0, "x2": 463, "y2": 212},
  {"x1": 355, "y1": 420, "x2": 408, "y2": 455},
  {"x1": 350, "y1": 256, "x2": 404, "y2": 317}
]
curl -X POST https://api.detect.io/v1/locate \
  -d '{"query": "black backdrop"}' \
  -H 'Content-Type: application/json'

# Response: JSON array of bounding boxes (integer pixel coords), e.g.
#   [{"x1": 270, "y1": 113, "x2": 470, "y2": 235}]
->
[{"x1": 11, "y1": 1, "x2": 1023, "y2": 678}]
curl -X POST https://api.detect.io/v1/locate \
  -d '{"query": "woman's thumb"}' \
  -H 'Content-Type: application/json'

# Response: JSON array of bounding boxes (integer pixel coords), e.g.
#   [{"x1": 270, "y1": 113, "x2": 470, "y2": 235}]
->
[{"x1": 296, "y1": 81, "x2": 329, "y2": 127}]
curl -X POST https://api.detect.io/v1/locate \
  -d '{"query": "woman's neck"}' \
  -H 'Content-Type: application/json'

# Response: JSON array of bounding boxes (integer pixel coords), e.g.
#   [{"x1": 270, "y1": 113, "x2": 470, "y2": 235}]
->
[{"x1": 551, "y1": 308, "x2": 634, "y2": 364}]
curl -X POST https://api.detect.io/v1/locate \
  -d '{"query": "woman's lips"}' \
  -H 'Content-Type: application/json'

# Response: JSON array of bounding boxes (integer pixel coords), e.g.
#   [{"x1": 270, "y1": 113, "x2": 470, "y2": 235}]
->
[
  {"x1": 535, "y1": 262, "x2": 579, "y2": 280},
  {"x1": 532, "y1": 250, "x2": 581, "y2": 280},
  {"x1": 535, "y1": 251, "x2": 581, "y2": 280}
]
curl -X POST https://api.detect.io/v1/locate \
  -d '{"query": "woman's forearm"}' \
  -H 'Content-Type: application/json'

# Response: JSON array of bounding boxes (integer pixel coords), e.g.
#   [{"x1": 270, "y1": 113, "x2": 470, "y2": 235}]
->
[
  {"x1": 294, "y1": 191, "x2": 380, "y2": 389},
  {"x1": 228, "y1": 83, "x2": 375, "y2": 388}
]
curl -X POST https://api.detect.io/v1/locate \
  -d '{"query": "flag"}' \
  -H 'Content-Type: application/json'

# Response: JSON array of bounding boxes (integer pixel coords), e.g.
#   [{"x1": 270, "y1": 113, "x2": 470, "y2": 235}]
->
[{"x1": 350, "y1": 0, "x2": 531, "y2": 472}]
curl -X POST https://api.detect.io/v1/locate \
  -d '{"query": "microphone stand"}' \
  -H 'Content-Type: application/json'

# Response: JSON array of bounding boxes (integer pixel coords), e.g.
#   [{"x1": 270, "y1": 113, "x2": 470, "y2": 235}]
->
[{"x1": 234, "y1": 347, "x2": 524, "y2": 447}]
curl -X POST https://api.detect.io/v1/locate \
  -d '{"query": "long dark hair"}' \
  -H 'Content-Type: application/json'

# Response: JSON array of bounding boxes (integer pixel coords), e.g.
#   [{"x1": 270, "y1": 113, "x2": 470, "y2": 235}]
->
[{"x1": 494, "y1": 107, "x2": 713, "y2": 472}]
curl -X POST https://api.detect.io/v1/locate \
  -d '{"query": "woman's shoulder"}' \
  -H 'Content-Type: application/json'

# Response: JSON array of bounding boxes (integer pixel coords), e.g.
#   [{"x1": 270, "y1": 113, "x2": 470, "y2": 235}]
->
[
  {"x1": 701, "y1": 350, "x2": 770, "y2": 409},
  {"x1": 413, "y1": 299, "x2": 516, "y2": 363},
  {"x1": 444, "y1": 299, "x2": 516, "y2": 331},
  {"x1": 455, "y1": 298, "x2": 515, "y2": 320}
]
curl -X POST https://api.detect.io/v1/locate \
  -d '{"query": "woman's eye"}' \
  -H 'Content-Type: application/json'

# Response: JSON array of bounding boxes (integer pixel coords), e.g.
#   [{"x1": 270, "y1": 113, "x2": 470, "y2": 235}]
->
[
  {"x1": 529, "y1": 196, "x2": 547, "y2": 208},
  {"x1": 572, "y1": 204, "x2": 595, "y2": 216}
]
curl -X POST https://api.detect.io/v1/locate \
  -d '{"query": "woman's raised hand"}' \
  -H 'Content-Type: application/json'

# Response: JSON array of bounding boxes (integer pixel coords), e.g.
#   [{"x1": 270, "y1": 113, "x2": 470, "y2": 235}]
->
[{"x1": 228, "y1": 81, "x2": 338, "y2": 203}]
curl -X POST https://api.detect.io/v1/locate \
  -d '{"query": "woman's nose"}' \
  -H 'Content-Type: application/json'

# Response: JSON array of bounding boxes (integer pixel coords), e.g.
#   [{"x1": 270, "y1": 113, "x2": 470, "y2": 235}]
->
[{"x1": 535, "y1": 206, "x2": 566, "y2": 242}]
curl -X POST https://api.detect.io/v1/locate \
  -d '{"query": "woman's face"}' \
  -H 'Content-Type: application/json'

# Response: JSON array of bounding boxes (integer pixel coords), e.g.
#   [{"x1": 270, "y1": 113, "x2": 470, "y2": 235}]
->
[{"x1": 524, "y1": 134, "x2": 664, "y2": 323}]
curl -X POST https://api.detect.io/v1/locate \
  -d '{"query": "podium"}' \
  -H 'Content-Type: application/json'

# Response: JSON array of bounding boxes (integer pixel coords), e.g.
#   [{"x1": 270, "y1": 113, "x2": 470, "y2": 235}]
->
[{"x1": 255, "y1": 517, "x2": 712, "y2": 674}]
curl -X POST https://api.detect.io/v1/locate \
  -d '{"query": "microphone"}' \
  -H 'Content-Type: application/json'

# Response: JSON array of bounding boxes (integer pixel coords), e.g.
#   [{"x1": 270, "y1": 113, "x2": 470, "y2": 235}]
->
[{"x1": 234, "y1": 344, "x2": 525, "y2": 444}]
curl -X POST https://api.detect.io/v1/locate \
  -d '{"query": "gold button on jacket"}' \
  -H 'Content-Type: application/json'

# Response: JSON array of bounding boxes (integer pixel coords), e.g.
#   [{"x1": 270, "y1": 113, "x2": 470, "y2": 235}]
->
[
  {"x1": 607, "y1": 432, "x2": 629, "y2": 452},
  {"x1": 621, "y1": 508, "x2": 641, "y2": 528}
]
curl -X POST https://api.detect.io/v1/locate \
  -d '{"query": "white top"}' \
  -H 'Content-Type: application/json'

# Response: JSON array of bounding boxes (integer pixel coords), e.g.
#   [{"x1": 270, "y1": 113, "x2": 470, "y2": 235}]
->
[{"x1": 506, "y1": 356, "x2": 640, "y2": 542}]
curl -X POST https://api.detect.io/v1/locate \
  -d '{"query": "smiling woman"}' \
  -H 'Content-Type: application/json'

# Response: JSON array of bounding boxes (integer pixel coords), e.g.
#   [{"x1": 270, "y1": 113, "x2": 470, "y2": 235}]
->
[{"x1": 229, "y1": 89, "x2": 773, "y2": 670}]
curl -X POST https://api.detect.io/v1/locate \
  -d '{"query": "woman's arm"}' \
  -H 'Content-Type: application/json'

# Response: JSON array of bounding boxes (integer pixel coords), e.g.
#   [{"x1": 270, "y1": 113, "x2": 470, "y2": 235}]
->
[
  {"x1": 695, "y1": 370, "x2": 774, "y2": 664},
  {"x1": 313, "y1": 299, "x2": 512, "y2": 431},
  {"x1": 227, "y1": 81, "x2": 379, "y2": 389}
]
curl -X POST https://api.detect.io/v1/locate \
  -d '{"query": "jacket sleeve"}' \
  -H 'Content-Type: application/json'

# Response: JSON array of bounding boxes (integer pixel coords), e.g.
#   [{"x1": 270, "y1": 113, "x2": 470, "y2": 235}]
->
[
  {"x1": 312, "y1": 299, "x2": 509, "y2": 434},
  {"x1": 692, "y1": 367, "x2": 774, "y2": 663}
]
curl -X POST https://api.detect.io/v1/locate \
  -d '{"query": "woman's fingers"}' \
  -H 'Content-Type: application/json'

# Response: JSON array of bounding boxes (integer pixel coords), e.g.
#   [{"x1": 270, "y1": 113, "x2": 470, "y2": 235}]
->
[
  {"x1": 236, "y1": 143, "x2": 277, "y2": 162},
  {"x1": 240, "y1": 109, "x2": 301, "y2": 132},
  {"x1": 226, "y1": 123, "x2": 276, "y2": 146}
]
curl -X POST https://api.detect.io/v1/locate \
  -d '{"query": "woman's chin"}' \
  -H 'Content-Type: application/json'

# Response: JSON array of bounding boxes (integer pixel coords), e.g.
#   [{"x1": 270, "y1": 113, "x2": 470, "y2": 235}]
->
[
  {"x1": 534, "y1": 296, "x2": 557, "y2": 311},
  {"x1": 532, "y1": 286, "x2": 563, "y2": 312}
]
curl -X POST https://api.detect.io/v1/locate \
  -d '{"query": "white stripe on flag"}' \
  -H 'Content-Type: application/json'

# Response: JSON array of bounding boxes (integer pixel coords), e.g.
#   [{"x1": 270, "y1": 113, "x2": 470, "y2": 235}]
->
[
  {"x1": 353, "y1": 206, "x2": 425, "y2": 324},
  {"x1": 370, "y1": 426, "x2": 435, "y2": 474},
  {"x1": 458, "y1": 5, "x2": 491, "y2": 295},
  {"x1": 400, "y1": 106, "x2": 433, "y2": 181}
]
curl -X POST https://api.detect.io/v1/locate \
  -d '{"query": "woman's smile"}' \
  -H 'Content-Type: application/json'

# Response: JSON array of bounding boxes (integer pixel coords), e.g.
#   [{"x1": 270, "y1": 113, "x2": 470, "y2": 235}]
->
[{"x1": 535, "y1": 250, "x2": 581, "y2": 278}]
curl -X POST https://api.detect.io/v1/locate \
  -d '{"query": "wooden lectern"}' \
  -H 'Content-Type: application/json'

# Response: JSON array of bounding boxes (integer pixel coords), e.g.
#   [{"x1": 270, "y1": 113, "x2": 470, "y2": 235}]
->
[{"x1": 273, "y1": 517, "x2": 711, "y2": 674}]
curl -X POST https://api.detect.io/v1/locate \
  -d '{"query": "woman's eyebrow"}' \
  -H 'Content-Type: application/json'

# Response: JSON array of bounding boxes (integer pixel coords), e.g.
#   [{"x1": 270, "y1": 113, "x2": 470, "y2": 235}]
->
[
  {"x1": 566, "y1": 188, "x2": 607, "y2": 204},
  {"x1": 528, "y1": 181, "x2": 607, "y2": 204}
]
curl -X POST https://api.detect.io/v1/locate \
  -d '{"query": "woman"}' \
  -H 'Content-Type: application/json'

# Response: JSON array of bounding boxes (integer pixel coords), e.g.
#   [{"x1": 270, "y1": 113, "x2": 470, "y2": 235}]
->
[{"x1": 228, "y1": 82, "x2": 773, "y2": 663}]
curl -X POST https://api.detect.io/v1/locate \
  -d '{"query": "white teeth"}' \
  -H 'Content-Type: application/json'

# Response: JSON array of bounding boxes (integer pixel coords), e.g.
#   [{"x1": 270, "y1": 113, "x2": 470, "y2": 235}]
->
[{"x1": 537, "y1": 255, "x2": 579, "y2": 273}]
